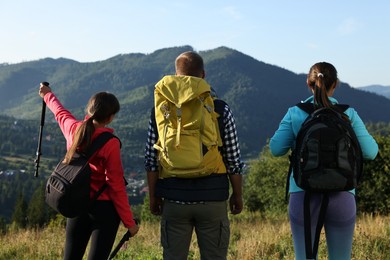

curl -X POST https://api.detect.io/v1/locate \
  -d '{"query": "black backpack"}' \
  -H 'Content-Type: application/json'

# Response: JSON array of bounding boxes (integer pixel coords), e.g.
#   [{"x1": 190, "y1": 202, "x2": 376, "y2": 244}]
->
[
  {"x1": 45, "y1": 132, "x2": 118, "y2": 218},
  {"x1": 287, "y1": 102, "x2": 363, "y2": 259},
  {"x1": 289, "y1": 102, "x2": 363, "y2": 192}
]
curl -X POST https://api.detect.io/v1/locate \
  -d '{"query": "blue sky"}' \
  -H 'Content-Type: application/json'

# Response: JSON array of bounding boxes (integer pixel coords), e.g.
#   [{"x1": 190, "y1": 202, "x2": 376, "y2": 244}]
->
[{"x1": 0, "y1": 0, "x2": 389, "y2": 87}]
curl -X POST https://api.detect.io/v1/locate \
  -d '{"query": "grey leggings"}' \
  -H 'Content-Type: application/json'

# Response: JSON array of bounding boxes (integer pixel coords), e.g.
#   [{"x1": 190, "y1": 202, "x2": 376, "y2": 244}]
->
[{"x1": 289, "y1": 191, "x2": 356, "y2": 260}]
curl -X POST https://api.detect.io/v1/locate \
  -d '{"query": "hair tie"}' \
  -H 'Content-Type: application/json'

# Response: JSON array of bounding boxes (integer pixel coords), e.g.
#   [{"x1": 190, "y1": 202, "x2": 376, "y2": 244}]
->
[{"x1": 317, "y1": 72, "x2": 324, "y2": 78}]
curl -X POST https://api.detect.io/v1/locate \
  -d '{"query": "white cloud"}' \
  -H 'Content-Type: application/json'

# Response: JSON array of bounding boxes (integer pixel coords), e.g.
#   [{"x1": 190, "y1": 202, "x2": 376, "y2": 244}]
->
[
  {"x1": 28, "y1": 31, "x2": 37, "y2": 38},
  {"x1": 337, "y1": 18, "x2": 360, "y2": 35},
  {"x1": 223, "y1": 6, "x2": 242, "y2": 20},
  {"x1": 306, "y1": 42, "x2": 320, "y2": 50}
]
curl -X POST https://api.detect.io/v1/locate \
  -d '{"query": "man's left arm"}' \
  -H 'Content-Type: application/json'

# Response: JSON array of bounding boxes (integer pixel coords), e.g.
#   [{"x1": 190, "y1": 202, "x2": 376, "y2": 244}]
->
[{"x1": 144, "y1": 110, "x2": 162, "y2": 215}]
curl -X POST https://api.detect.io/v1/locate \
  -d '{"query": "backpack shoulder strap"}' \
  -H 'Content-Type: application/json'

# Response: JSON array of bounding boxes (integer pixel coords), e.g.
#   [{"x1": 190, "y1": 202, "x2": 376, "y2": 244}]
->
[
  {"x1": 296, "y1": 102, "x2": 315, "y2": 114},
  {"x1": 85, "y1": 132, "x2": 119, "y2": 158},
  {"x1": 214, "y1": 98, "x2": 227, "y2": 114},
  {"x1": 213, "y1": 99, "x2": 227, "y2": 136},
  {"x1": 86, "y1": 132, "x2": 120, "y2": 202},
  {"x1": 296, "y1": 102, "x2": 350, "y2": 114},
  {"x1": 335, "y1": 104, "x2": 350, "y2": 112},
  {"x1": 286, "y1": 154, "x2": 295, "y2": 202}
]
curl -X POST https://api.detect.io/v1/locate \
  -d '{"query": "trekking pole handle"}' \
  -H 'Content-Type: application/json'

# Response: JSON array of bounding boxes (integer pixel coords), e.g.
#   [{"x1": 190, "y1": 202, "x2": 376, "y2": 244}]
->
[
  {"x1": 34, "y1": 82, "x2": 49, "y2": 177},
  {"x1": 108, "y1": 219, "x2": 138, "y2": 259}
]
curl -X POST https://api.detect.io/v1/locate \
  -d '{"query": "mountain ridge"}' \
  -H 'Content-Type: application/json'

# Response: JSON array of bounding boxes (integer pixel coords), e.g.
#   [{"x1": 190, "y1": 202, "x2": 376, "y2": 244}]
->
[
  {"x1": 358, "y1": 85, "x2": 390, "y2": 99},
  {"x1": 1, "y1": 45, "x2": 389, "y2": 159}
]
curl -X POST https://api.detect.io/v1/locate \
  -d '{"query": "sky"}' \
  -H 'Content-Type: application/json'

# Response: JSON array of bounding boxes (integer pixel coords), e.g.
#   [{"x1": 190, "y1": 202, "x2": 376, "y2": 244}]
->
[{"x1": 0, "y1": 0, "x2": 389, "y2": 88}]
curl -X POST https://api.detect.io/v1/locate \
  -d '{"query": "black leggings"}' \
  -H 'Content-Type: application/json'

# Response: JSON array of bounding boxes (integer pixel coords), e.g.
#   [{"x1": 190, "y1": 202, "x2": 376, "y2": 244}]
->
[{"x1": 63, "y1": 200, "x2": 120, "y2": 260}]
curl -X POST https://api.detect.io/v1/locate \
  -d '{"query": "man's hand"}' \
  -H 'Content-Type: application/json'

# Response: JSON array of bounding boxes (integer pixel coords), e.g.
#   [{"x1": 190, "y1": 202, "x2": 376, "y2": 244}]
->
[
  {"x1": 228, "y1": 174, "x2": 243, "y2": 214},
  {"x1": 229, "y1": 193, "x2": 243, "y2": 215},
  {"x1": 149, "y1": 196, "x2": 163, "y2": 215},
  {"x1": 147, "y1": 171, "x2": 162, "y2": 215}
]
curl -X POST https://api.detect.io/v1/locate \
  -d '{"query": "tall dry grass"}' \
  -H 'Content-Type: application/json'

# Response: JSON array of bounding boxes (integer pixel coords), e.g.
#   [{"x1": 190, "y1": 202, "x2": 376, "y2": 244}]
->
[{"x1": 0, "y1": 213, "x2": 389, "y2": 259}]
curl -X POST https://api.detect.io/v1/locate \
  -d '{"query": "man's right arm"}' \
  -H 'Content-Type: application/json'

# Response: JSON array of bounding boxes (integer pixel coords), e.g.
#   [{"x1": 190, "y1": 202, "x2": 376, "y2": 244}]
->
[
  {"x1": 144, "y1": 109, "x2": 162, "y2": 215},
  {"x1": 147, "y1": 171, "x2": 162, "y2": 215}
]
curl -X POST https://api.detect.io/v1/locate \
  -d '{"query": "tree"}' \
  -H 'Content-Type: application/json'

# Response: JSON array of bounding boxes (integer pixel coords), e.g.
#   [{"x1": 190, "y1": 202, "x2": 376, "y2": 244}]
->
[
  {"x1": 356, "y1": 134, "x2": 390, "y2": 215},
  {"x1": 243, "y1": 144, "x2": 289, "y2": 216},
  {"x1": 243, "y1": 134, "x2": 390, "y2": 216},
  {"x1": 0, "y1": 216, "x2": 7, "y2": 234},
  {"x1": 11, "y1": 192, "x2": 27, "y2": 228},
  {"x1": 140, "y1": 195, "x2": 160, "y2": 223},
  {"x1": 27, "y1": 183, "x2": 47, "y2": 228}
]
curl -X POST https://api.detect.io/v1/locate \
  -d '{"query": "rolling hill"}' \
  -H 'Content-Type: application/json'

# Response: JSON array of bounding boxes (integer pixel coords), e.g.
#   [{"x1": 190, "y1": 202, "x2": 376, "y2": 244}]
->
[{"x1": 1, "y1": 45, "x2": 390, "y2": 164}]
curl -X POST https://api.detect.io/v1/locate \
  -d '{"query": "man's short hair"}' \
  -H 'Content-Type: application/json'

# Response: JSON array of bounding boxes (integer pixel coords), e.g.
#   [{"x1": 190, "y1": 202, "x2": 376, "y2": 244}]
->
[{"x1": 175, "y1": 51, "x2": 204, "y2": 77}]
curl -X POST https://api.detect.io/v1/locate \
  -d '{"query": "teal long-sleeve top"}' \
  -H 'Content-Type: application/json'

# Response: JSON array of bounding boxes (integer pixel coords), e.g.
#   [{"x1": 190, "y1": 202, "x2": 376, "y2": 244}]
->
[{"x1": 270, "y1": 96, "x2": 379, "y2": 194}]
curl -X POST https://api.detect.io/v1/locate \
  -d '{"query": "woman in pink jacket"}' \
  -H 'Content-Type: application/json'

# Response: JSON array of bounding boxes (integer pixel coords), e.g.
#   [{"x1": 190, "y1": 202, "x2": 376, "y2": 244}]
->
[{"x1": 39, "y1": 83, "x2": 139, "y2": 260}]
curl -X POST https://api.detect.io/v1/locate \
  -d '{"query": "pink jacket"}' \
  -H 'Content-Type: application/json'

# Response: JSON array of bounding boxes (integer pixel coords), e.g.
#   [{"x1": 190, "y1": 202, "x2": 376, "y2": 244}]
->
[{"x1": 44, "y1": 92, "x2": 136, "y2": 228}]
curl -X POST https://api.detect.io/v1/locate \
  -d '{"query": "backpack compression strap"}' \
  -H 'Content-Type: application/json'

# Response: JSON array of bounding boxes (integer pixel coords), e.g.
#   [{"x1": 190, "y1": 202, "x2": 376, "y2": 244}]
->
[{"x1": 175, "y1": 106, "x2": 182, "y2": 148}]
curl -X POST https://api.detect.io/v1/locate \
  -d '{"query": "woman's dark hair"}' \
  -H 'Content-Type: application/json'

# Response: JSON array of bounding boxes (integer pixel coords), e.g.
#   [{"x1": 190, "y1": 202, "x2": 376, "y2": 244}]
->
[
  {"x1": 63, "y1": 92, "x2": 120, "y2": 164},
  {"x1": 307, "y1": 62, "x2": 338, "y2": 109},
  {"x1": 307, "y1": 62, "x2": 349, "y2": 121}
]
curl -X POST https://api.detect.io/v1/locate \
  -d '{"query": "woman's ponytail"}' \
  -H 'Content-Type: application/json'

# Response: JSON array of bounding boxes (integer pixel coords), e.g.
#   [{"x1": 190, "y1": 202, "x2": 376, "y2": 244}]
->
[
  {"x1": 62, "y1": 92, "x2": 119, "y2": 164},
  {"x1": 308, "y1": 62, "x2": 349, "y2": 121},
  {"x1": 63, "y1": 116, "x2": 95, "y2": 164}
]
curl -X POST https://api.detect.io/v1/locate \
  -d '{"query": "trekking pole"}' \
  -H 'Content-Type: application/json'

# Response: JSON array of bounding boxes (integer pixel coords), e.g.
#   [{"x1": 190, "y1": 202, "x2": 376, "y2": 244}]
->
[
  {"x1": 34, "y1": 81, "x2": 49, "y2": 177},
  {"x1": 108, "y1": 220, "x2": 138, "y2": 259}
]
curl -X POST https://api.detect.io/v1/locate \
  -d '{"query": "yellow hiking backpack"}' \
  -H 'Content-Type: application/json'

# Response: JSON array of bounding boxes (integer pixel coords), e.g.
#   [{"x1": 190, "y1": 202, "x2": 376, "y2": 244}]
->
[{"x1": 153, "y1": 75, "x2": 226, "y2": 178}]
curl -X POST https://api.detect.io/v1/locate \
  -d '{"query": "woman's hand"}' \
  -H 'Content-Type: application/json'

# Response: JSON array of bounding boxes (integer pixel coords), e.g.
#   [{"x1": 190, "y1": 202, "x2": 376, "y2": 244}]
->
[
  {"x1": 128, "y1": 223, "x2": 140, "y2": 237},
  {"x1": 39, "y1": 82, "x2": 52, "y2": 98}
]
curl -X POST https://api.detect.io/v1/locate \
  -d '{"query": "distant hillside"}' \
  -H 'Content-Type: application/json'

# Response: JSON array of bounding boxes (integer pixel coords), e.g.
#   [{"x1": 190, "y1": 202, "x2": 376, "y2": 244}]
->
[
  {"x1": 1, "y1": 46, "x2": 390, "y2": 163},
  {"x1": 358, "y1": 85, "x2": 390, "y2": 99}
]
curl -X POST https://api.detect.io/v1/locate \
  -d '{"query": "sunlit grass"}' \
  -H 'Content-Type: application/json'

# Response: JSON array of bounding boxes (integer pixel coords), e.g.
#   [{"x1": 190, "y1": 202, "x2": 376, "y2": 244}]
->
[{"x1": 0, "y1": 213, "x2": 388, "y2": 259}]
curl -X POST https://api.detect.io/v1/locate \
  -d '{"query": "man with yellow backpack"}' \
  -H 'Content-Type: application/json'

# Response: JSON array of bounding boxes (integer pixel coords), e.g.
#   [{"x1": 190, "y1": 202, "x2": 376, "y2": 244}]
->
[{"x1": 144, "y1": 51, "x2": 245, "y2": 260}]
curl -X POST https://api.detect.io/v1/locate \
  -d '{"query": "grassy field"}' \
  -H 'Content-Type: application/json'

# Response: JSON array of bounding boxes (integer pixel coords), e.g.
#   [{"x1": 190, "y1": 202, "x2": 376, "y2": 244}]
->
[{"x1": 0, "y1": 213, "x2": 389, "y2": 259}]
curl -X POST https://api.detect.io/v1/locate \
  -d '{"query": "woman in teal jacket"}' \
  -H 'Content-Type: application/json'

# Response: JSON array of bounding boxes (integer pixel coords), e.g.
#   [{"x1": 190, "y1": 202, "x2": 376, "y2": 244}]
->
[{"x1": 270, "y1": 62, "x2": 378, "y2": 260}]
